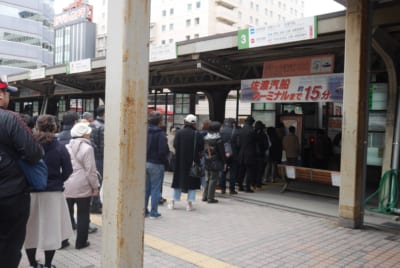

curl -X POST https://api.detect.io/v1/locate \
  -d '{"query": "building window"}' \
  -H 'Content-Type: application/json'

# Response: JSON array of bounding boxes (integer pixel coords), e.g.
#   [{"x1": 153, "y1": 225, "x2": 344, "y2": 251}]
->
[
  {"x1": 161, "y1": 40, "x2": 166, "y2": 44},
  {"x1": 162, "y1": 10, "x2": 166, "y2": 16},
  {"x1": 162, "y1": 25, "x2": 166, "y2": 31},
  {"x1": 186, "y1": 19, "x2": 191, "y2": 27},
  {"x1": 196, "y1": 1, "x2": 201, "y2": 8},
  {"x1": 186, "y1": 35, "x2": 190, "y2": 40},
  {"x1": 250, "y1": 16, "x2": 253, "y2": 24},
  {"x1": 194, "y1": 34, "x2": 199, "y2": 38},
  {"x1": 169, "y1": 23, "x2": 174, "y2": 30},
  {"x1": 255, "y1": 18, "x2": 259, "y2": 25},
  {"x1": 169, "y1": 38, "x2": 174, "y2": 43},
  {"x1": 194, "y1": 17, "x2": 200, "y2": 25},
  {"x1": 256, "y1": 4, "x2": 259, "y2": 11},
  {"x1": 187, "y1": 3, "x2": 192, "y2": 11},
  {"x1": 170, "y1": 8, "x2": 174, "y2": 15}
]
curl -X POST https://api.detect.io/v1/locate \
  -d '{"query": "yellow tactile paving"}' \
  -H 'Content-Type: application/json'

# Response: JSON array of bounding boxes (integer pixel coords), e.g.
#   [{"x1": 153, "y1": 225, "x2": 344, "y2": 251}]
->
[
  {"x1": 145, "y1": 234, "x2": 238, "y2": 268},
  {"x1": 90, "y1": 214, "x2": 238, "y2": 268}
]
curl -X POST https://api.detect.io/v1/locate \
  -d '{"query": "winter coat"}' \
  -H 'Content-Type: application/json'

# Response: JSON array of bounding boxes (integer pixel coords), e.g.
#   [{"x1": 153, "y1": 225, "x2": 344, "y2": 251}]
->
[
  {"x1": 268, "y1": 134, "x2": 283, "y2": 162},
  {"x1": 146, "y1": 124, "x2": 169, "y2": 164},
  {"x1": 204, "y1": 133, "x2": 226, "y2": 171},
  {"x1": 57, "y1": 124, "x2": 74, "y2": 145},
  {"x1": 89, "y1": 118, "x2": 105, "y2": 161},
  {"x1": 238, "y1": 124, "x2": 257, "y2": 165},
  {"x1": 282, "y1": 133, "x2": 300, "y2": 159},
  {"x1": 172, "y1": 125, "x2": 203, "y2": 192},
  {"x1": 39, "y1": 138, "x2": 73, "y2": 192},
  {"x1": 64, "y1": 138, "x2": 99, "y2": 198},
  {"x1": 0, "y1": 108, "x2": 43, "y2": 198}
]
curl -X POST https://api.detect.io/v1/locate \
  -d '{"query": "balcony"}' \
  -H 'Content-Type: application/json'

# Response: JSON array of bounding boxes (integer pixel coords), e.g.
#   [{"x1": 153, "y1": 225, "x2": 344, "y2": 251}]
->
[
  {"x1": 215, "y1": 0, "x2": 238, "y2": 9},
  {"x1": 215, "y1": 6, "x2": 237, "y2": 26}
]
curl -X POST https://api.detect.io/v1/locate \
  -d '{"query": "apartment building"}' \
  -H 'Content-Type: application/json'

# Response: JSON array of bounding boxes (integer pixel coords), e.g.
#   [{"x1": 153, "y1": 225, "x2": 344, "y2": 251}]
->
[
  {"x1": 91, "y1": 0, "x2": 304, "y2": 56},
  {"x1": 150, "y1": 0, "x2": 304, "y2": 45},
  {"x1": 0, "y1": 0, "x2": 54, "y2": 75}
]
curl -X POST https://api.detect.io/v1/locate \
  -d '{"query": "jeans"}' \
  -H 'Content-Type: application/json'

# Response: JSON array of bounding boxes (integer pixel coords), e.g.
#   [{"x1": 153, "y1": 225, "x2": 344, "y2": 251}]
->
[
  {"x1": 0, "y1": 193, "x2": 30, "y2": 268},
  {"x1": 171, "y1": 188, "x2": 196, "y2": 202},
  {"x1": 145, "y1": 162, "x2": 164, "y2": 216},
  {"x1": 219, "y1": 158, "x2": 237, "y2": 191},
  {"x1": 67, "y1": 197, "x2": 91, "y2": 248}
]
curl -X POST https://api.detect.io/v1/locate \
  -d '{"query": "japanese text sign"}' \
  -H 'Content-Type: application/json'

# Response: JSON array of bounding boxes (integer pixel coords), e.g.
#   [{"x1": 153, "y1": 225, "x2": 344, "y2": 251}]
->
[
  {"x1": 240, "y1": 73, "x2": 343, "y2": 103},
  {"x1": 238, "y1": 16, "x2": 317, "y2": 50}
]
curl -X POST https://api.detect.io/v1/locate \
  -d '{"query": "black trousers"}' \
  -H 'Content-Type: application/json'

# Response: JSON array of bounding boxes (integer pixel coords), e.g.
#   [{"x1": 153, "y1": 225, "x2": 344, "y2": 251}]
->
[
  {"x1": 67, "y1": 197, "x2": 91, "y2": 247},
  {"x1": 0, "y1": 193, "x2": 30, "y2": 268},
  {"x1": 237, "y1": 162, "x2": 257, "y2": 190}
]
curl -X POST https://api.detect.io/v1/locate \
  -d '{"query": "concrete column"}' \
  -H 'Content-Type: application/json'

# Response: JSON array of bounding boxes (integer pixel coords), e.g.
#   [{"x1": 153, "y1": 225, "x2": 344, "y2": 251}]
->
[
  {"x1": 339, "y1": 0, "x2": 369, "y2": 228},
  {"x1": 102, "y1": 0, "x2": 150, "y2": 267}
]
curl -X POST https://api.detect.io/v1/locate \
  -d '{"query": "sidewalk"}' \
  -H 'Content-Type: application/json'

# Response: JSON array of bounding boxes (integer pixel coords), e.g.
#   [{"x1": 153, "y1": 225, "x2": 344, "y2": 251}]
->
[{"x1": 19, "y1": 172, "x2": 400, "y2": 267}]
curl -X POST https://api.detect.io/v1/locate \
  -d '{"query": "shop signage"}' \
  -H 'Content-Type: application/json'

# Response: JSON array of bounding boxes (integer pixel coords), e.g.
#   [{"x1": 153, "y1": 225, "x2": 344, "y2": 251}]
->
[
  {"x1": 149, "y1": 43, "x2": 177, "y2": 62},
  {"x1": 238, "y1": 16, "x2": 317, "y2": 50},
  {"x1": 67, "y1": 59, "x2": 92, "y2": 74},
  {"x1": 29, "y1": 68, "x2": 46, "y2": 80},
  {"x1": 54, "y1": 6, "x2": 93, "y2": 27},
  {"x1": 240, "y1": 73, "x2": 343, "y2": 103},
  {"x1": 263, "y1": 54, "x2": 334, "y2": 78}
]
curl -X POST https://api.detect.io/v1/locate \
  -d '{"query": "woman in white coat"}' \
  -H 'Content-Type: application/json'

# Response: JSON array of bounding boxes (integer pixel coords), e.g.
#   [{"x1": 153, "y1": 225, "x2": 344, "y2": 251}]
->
[{"x1": 64, "y1": 123, "x2": 99, "y2": 249}]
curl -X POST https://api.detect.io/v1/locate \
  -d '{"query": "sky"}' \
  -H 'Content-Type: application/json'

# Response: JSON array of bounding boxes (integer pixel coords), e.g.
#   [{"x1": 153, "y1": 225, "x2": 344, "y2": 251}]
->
[{"x1": 54, "y1": 0, "x2": 345, "y2": 17}]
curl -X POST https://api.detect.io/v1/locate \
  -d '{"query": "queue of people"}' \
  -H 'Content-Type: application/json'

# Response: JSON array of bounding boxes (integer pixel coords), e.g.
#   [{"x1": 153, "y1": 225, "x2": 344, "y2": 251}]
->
[
  {"x1": 0, "y1": 75, "x2": 338, "y2": 267},
  {"x1": 0, "y1": 78, "x2": 105, "y2": 267}
]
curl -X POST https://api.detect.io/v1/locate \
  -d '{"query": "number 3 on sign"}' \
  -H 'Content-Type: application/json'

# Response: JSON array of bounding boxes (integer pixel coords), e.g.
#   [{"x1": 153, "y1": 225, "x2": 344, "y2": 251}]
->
[{"x1": 240, "y1": 34, "x2": 247, "y2": 45}]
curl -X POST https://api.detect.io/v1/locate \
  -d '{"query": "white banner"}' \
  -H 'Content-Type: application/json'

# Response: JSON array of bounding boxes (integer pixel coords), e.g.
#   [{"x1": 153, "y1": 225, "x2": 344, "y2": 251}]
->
[{"x1": 241, "y1": 73, "x2": 343, "y2": 103}]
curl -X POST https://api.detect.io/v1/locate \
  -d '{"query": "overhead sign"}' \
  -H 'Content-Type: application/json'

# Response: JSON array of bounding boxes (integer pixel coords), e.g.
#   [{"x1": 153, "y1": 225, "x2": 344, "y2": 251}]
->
[
  {"x1": 67, "y1": 59, "x2": 91, "y2": 74},
  {"x1": 240, "y1": 73, "x2": 343, "y2": 103},
  {"x1": 149, "y1": 43, "x2": 177, "y2": 62},
  {"x1": 263, "y1": 54, "x2": 334, "y2": 78},
  {"x1": 29, "y1": 68, "x2": 46, "y2": 80},
  {"x1": 238, "y1": 16, "x2": 317, "y2": 50}
]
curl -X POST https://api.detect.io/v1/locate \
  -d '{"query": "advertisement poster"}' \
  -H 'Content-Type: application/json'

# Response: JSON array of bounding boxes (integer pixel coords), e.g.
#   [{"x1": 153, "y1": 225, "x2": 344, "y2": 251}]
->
[{"x1": 240, "y1": 73, "x2": 343, "y2": 103}]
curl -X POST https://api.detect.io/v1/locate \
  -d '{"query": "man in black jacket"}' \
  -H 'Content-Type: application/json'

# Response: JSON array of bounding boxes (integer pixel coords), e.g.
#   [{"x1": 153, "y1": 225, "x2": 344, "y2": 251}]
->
[
  {"x1": 0, "y1": 80, "x2": 43, "y2": 268},
  {"x1": 237, "y1": 116, "x2": 257, "y2": 193}
]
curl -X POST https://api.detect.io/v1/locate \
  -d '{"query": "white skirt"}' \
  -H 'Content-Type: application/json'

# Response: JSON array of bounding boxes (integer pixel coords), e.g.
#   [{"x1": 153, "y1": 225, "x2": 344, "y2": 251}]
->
[{"x1": 24, "y1": 192, "x2": 74, "y2": 250}]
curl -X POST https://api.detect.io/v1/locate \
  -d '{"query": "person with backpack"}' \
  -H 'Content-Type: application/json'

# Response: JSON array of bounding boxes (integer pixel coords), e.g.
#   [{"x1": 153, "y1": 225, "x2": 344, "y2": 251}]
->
[{"x1": 202, "y1": 121, "x2": 227, "y2": 203}]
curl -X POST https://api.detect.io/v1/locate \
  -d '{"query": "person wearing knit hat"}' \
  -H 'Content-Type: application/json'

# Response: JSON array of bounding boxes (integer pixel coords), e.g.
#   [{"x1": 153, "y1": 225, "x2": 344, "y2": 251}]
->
[
  {"x1": 70, "y1": 122, "x2": 92, "y2": 138},
  {"x1": 64, "y1": 122, "x2": 99, "y2": 249}
]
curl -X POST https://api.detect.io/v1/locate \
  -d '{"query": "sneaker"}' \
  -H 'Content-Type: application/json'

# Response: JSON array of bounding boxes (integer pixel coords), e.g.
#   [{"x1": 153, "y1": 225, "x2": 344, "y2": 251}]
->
[
  {"x1": 245, "y1": 189, "x2": 254, "y2": 193},
  {"x1": 229, "y1": 190, "x2": 238, "y2": 195},
  {"x1": 221, "y1": 189, "x2": 226, "y2": 194},
  {"x1": 207, "y1": 199, "x2": 218, "y2": 203},
  {"x1": 167, "y1": 200, "x2": 175, "y2": 210},
  {"x1": 186, "y1": 201, "x2": 193, "y2": 211},
  {"x1": 149, "y1": 213, "x2": 162, "y2": 219}
]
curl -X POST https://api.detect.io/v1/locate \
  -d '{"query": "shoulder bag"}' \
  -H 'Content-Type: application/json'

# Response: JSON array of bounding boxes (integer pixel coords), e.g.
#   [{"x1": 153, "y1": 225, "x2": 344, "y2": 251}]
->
[
  {"x1": 189, "y1": 131, "x2": 204, "y2": 179},
  {"x1": 17, "y1": 159, "x2": 48, "y2": 190}
]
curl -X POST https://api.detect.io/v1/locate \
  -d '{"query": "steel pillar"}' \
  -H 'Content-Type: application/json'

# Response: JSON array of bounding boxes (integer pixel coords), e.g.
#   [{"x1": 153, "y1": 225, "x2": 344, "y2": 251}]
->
[{"x1": 102, "y1": 0, "x2": 150, "y2": 267}]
